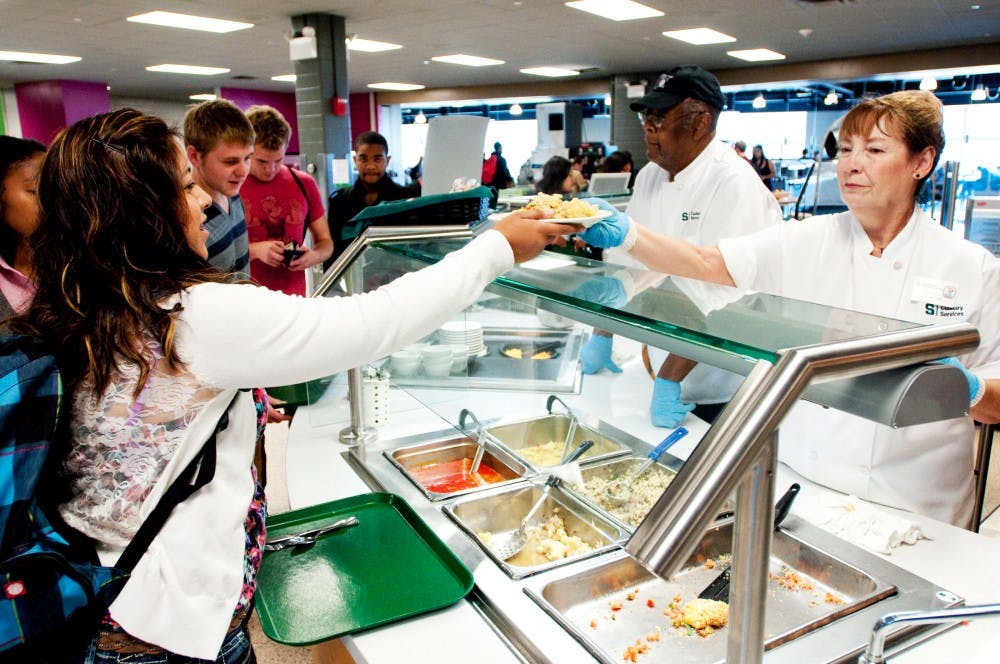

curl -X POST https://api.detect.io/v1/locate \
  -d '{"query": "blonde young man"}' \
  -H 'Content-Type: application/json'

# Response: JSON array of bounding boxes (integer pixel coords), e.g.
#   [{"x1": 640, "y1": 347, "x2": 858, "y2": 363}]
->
[
  {"x1": 241, "y1": 105, "x2": 334, "y2": 296},
  {"x1": 183, "y1": 100, "x2": 254, "y2": 277}
]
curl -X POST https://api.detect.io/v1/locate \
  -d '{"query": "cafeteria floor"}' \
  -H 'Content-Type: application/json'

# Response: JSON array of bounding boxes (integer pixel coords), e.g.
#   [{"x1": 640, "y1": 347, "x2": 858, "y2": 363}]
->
[{"x1": 248, "y1": 422, "x2": 1000, "y2": 664}]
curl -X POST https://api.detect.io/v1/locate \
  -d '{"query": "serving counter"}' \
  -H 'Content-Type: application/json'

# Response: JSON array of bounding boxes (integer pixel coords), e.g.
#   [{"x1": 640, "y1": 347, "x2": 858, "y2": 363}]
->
[{"x1": 274, "y1": 227, "x2": 996, "y2": 663}]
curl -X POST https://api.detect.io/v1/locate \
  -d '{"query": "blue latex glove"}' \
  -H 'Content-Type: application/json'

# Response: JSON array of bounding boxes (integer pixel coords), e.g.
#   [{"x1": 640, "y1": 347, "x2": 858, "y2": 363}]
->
[
  {"x1": 651, "y1": 378, "x2": 695, "y2": 428},
  {"x1": 577, "y1": 197, "x2": 631, "y2": 249},
  {"x1": 579, "y1": 334, "x2": 621, "y2": 374},
  {"x1": 566, "y1": 276, "x2": 628, "y2": 309},
  {"x1": 935, "y1": 357, "x2": 983, "y2": 403}
]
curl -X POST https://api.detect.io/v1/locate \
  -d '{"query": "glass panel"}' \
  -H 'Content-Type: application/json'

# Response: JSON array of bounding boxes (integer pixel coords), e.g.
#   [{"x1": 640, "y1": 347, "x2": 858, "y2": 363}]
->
[{"x1": 372, "y1": 239, "x2": 922, "y2": 366}]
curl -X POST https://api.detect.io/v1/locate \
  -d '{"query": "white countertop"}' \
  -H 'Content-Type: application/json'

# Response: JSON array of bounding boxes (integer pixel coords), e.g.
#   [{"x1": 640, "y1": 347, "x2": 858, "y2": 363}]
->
[{"x1": 284, "y1": 335, "x2": 1000, "y2": 663}]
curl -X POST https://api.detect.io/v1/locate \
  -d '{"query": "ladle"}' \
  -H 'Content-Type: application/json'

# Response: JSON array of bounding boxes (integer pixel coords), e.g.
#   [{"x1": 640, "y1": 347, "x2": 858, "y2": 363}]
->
[
  {"x1": 605, "y1": 427, "x2": 689, "y2": 506},
  {"x1": 490, "y1": 439, "x2": 594, "y2": 561}
]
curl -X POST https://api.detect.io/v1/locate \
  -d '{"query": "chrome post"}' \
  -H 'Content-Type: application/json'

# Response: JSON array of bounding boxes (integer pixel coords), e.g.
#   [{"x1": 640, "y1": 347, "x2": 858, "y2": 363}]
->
[
  {"x1": 726, "y1": 434, "x2": 777, "y2": 664},
  {"x1": 859, "y1": 603, "x2": 1000, "y2": 664},
  {"x1": 939, "y1": 160, "x2": 961, "y2": 230}
]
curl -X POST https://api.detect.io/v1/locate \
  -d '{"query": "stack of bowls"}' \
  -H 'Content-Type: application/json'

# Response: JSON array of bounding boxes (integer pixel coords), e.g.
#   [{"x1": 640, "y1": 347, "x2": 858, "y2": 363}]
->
[
  {"x1": 438, "y1": 321, "x2": 484, "y2": 358},
  {"x1": 390, "y1": 350, "x2": 420, "y2": 376},
  {"x1": 420, "y1": 346, "x2": 453, "y2": 377}
]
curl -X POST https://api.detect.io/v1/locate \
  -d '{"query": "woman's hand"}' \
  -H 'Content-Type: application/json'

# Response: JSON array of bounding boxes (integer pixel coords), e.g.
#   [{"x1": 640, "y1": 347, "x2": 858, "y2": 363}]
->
[{"x1": 493, "y1": 208, "x2": 581, "y2": 263}]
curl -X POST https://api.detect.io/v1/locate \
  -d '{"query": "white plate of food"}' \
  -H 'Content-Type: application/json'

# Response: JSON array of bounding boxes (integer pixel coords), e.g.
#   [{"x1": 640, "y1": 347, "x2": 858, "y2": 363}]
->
[{"x1": 545, "y1": 209, "x2": 612, "y2": 228}]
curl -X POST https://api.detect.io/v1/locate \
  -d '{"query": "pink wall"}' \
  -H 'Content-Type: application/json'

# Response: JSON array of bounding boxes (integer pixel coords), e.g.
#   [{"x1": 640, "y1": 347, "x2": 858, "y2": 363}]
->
[
  {"x1": 220, "y1": 87, "x2": 299, "y2": 154},
  {"x1": 15, "y1": 80, "x2": 110, "y2": 144},
  {"x1": 349, "y1": 92, "x2": 375, "y2": 143}
]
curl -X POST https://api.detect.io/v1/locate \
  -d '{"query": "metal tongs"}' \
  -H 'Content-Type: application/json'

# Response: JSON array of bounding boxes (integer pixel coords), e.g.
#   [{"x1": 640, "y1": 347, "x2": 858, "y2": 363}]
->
[
  {"x1": 264, "y1": 516, "x2": 359, "y2": 552},
  {"x1": 458, "y1": 408, "x2": 494, "y2": 474},
  {"x1": 546, "y1": 394, "x2": 581, "y2": 461}
]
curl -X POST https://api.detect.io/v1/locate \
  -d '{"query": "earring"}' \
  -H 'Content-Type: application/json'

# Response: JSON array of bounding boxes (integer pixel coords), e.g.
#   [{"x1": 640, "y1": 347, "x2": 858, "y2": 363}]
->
[{"x1": 913, "y1": 172, "x2": 921, "y2": 179}]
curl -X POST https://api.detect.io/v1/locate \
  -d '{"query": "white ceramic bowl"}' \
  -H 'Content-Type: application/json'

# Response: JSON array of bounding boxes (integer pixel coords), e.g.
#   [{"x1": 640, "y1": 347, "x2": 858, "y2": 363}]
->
[
  {"x1": 423, "y1": 361, "x2": 452, "y2": 377},
  {"x1": 390, "y1": 350, "x2": 421, "y2": 376},
  {"x1": 421, "y1": 346, "x2": 453, "y2": 363}
]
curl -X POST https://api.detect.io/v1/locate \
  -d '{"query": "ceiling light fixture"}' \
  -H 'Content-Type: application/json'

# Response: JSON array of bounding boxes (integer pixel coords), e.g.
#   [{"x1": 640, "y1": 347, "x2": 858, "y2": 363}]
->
[
  {"x1": 824, "y1": 91, "x2": 838, "y2": 106},
  {"x1": 727, "y1": 48, "x2": 785, "y2": 62},
  {"x1": 662, "y1": 28, "x2": 736, "y2": 45},
  {"x1": 0, "y1": 50, "x2": 81, "y2": 64},
  {"x1": 367, "y1": 82, "x2": 426, "y2": 91},
  {"x1": 271, "y1": 74, "x2": 296, "y2": 82},
  {"x1": 146, "y1": 64, "x2": 230, "y2": 75},
  {"x1": 414, "y1": 111, "x2": 427, "y2": 124},
  {"x1": 565, "y1": 0, "x2": 663, "y2": 21},
  {"x1": 127, "y1": 11, "x2": 252, "y2": 33},
  {"x1": 520, "y1": 66, "x2": 580, "y2": 77},
  {"x1": 347, "y1": 37, "x2": 403, "y2": 52},
  {"x1": 919, "y1": 77, "x2": 938, "y2": 90},
  {"x1": 752, "y1": 94, "x2": 766, "y2": 109},
  {"x1": 509, "y1": 103, "x2": 523, "y2": 116},
  {"x1": 431, "y1": 54, "x2": 504, "y2": 67},
  {"x1": 189, "y1": 93, "x2": 217, "y2": 101},
  {"x1": 971, "y1": 86, "x2": 987, "y2": 101},
  {"x1": 604, "y1": 94, "x2": 612, "y2": 106}
]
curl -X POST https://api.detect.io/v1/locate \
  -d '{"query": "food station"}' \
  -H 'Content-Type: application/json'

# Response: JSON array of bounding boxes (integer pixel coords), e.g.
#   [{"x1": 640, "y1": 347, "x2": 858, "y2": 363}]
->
[{"x1": 264, "y1": 225, "x2": 1000, "y2": 663}]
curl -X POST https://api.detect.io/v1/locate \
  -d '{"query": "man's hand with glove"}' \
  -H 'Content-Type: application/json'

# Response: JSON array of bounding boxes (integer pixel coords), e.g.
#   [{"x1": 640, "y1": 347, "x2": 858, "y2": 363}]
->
[
  {"x1": 579, "y1": 333, "x2": 621, "y2": 375},
  {"x1": 651, "y1": 377, "x2": 695, "y2": 428},
  {"x1": 936, "y1": 357, "x2": 986, "y2": 406},
  {"x1": 577, "y1": 198, "x2": 635, "y2": 250}
]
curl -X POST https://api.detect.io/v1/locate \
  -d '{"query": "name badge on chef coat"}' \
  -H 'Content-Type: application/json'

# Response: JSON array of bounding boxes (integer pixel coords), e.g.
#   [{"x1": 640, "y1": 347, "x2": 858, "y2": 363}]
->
[{"x1": 911, "y1": 276, "x2": 961, "y2": 308}]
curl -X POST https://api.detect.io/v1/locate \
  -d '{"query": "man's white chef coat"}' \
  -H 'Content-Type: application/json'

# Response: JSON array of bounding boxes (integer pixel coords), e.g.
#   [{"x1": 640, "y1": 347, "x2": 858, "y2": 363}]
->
[
  {"x1": 719, "y1": 208, "x2": 1000, "y2": 526},
  {"x1": 608, "y1": 139, "x2": 781, "y2": 403}
]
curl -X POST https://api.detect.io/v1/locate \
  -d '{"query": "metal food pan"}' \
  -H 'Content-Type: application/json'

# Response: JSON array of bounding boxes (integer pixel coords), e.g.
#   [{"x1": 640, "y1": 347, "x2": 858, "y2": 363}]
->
[
  {"x1": 571, "y1": 456, "x2": 680, "y2": 530},
  {"x1": 384, "y1": 436, "x2": 527, "y2": 502},
  {"x1": 484, "y1": 414, "x2": 631, "y2": 470},
  {"x1": 443, "y1": 482, "x2": 629, "y2": 580},
  {"x1": 525, "y1": 519, "x2": 897, "y2": 663}
]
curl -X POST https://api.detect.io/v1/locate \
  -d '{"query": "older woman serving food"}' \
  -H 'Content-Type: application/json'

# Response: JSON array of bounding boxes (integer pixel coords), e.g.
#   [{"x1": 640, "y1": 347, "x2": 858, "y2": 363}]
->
[{"x1": 577, "y1": 90, "x2": 1000, "y2": 527}]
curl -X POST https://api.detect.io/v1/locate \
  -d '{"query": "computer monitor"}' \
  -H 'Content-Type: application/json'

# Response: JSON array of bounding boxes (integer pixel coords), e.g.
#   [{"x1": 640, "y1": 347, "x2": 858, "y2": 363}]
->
[{"x1": 587, "y1": 172, "x2": 631, "y2": 196}]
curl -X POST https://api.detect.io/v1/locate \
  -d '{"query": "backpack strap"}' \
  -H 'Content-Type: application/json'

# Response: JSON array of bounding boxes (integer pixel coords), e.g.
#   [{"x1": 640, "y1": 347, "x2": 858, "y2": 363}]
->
[
  {"x1": 114, "y1": 391, "x2": 241, "y2": 573},
  {"x1": 287, "y1": 167, "x2": 312, "y2": 244}
]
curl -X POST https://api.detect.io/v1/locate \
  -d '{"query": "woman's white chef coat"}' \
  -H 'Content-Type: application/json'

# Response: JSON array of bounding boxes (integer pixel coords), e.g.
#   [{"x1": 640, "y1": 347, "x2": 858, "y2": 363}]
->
[
  {"x1": 718, "y1": 208, "x2": 1000, "y2": 526},
  {"x1": 609, "y1": 140, "x2": 781, "y2": 403}
]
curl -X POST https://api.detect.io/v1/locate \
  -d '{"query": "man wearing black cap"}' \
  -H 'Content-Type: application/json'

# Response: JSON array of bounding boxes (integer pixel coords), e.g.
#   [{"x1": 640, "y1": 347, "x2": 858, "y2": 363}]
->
[{"x1": 579, "y1": 65, "x2": 781, "y2": 428}]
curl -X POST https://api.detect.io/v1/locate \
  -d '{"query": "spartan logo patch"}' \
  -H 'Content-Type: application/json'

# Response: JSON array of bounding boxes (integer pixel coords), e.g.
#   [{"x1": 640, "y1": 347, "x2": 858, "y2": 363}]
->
[
  {"x1": 680, "y1": 210, "x2": 702, "y2": 222},
  {"x1": 924, "y1": 303, "x2": 965, "y2": 317}
]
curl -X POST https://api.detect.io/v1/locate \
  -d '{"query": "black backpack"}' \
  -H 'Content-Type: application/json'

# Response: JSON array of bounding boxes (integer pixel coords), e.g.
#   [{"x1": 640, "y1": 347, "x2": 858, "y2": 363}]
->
[{"x1": 0, "y1": 334, "x2": 233, "y2": 661}]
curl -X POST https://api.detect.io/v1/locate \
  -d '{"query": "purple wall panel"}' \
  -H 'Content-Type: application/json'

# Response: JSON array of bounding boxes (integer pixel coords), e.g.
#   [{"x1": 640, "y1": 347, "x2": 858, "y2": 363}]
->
[
  {"x1": 15, "y1": 80, "x2": 110, "y2": 145},
  {"x1": 60, "y1": 80, "x2": 111, "y2": 125},
  {"x1": 349, "y1": 92, "x2": 373, "y2": 144},
  {"x1": 220, "y1": 87, "x2": 299, "y2": 154}
]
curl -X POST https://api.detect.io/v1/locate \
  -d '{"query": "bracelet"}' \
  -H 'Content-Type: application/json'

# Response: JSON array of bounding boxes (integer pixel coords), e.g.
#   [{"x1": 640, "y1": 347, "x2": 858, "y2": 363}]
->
[
  {"x1": 621, "y1": 219, "x2": 638, "y2": 252},
  {"x1": 970, "y1": 375, "x2": 986, "y2": 408}
]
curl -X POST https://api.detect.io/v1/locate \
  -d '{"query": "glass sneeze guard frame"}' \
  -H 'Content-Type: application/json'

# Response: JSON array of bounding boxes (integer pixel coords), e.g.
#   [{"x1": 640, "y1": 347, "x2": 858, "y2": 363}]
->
[{"x1": 317, "y1": 228, "x2": 980, "y2": 664}]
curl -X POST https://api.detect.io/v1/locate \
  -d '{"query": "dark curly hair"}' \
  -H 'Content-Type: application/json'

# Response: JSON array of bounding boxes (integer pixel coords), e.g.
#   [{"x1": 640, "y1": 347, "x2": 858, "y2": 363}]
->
[{"x1": 14, "y1": 109, "x2": 231, "y2": 396}]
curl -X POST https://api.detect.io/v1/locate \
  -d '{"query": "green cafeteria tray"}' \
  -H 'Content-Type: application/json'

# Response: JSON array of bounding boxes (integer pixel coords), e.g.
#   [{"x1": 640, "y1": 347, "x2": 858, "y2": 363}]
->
[{"x1": 255, "y1": 492, "x2": 474, "y2": 646}]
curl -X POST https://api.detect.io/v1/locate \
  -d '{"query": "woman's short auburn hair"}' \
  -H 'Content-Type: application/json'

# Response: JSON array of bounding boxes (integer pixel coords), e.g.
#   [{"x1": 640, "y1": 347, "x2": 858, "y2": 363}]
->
[{"x1": 840, "y1": 90, "x2": 945, "y2": 194}]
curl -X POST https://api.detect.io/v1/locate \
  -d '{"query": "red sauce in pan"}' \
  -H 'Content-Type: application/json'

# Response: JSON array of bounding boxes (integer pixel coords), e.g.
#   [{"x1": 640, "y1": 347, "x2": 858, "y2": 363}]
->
[{"x1": 411, "y1": 458, "x2": 505, "y2": 493}]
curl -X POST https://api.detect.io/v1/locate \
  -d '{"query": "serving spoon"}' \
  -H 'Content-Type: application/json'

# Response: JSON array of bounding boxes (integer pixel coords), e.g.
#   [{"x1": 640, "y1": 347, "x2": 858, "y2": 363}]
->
[{"x1": 605, "y1": 427, "x2": 689, "y2": 506}]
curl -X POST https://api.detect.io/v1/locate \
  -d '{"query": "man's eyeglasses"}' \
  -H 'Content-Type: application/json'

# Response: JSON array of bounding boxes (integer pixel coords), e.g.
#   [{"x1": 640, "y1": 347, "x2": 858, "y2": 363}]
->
[{"x1": 637, "y1": 111, "x2": 668, "y2": 129}]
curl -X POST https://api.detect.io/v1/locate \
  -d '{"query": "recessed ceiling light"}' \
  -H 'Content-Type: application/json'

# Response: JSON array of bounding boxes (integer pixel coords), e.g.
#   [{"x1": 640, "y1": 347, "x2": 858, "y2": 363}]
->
[
  {"x1": 663, "y1": 28, "x2": 736, "y2": 45},
  {"x1": 127, "y1": 11, "x2": 252, "y2": 33},
  {"x1": 752, "y1": 94, "x2": 767, "y2": 109},
  {"x1": 919, "y1": 77, "x2": 938, "y2": 90},
  {"x1": 520, "y1": 66, "x2": 580, "y2": 78},
  {"x1": 565, "y1": 0, "x2": 664, "y2": 21},
  {"x1": 146, "y1": 64, "x2": 231, "y2": 75},
  {"x1": 971, "y1": 86, "x2": 987, "y2": 101},
  {"x1": 509, "y1": 103, "x2": 523, "y2": 116},
  {"x1": 414, "y1": 111, "x2": 427, "y2": 124},
  {"x1": 431, "y1": 54, "x2": 505, "y2": 67},
  {"x1": 347, "y1": 38, "x2": 403, "y2": 52},
  {"x1": 367, "y1": 82, "x2": 426, "y2": 91},
  {"x1": 727, "y1": 48, "x2": 786, "y2": 62},
  {"x1": 271, "y1": 74, "x2": 297, "y2": 82},
  {"x1": 0, "y1": 50, "x2": 81, "y2": 64},
  {"x1": 189, "y1": 93, "x2": 217, "y2": 101}
]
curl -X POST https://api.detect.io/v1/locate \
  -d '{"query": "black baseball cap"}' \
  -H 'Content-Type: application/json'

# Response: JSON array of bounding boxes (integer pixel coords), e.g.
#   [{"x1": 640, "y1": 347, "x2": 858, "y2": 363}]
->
[{"x1": 629, "y1": 65, "x2": 725, "y2": 113}]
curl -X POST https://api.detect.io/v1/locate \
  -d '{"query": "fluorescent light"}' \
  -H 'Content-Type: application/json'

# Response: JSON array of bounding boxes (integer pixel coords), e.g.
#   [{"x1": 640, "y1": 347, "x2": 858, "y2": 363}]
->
[
  {"x1": 824, "y1": 91, "x2": 838, "y2": 106},
  {"x1": 189, "y1": 93, "x2": 217, "y2": 101},
  {"x1": 431, "y1": 54, "x2": 504, "y2": 67},
  {"x1": 347, "y1": 38, "x2": 402, "y2": 53},
  {"x1": 127, "y1": 11, "x2": 252, "y2": 33},
  {"x1": 367, "y1": 82, "x2": 425, "y2": 91},
  {"x1": 752, "y1": 94, "x2": 766, "y2": 109},
  {"x1": 0, "y1": 50, "x2": 80, "y2": 64},
  {"x1": 971, "y1": 86, "x2": 987, "y2": 101},
  {"x1": 414, "y1": 111, "x2": 427, "y2": 124},
  {"x1": 509, "y1": 103, "x2": 523, "y2": 116},
  {"x1": 919, "y1": 77, "x2": 938, "y2": 90},
  {"x1": 727, "y1": 48, "x2": 786, "y2": 62},
  {"x1": 663, "y1": 28, "x2": 736, "y2": 45},
  {"x1": 271, "y1": 74, "x2": 297, "y2": 82},
  {"x1": 146, "y1": 64, "x2": 230, "y2": 75},
  {"x1": 566, "y1": 0, "x2": 663, "y2": 21},
  {"x1": 520, "y1": 66, "x2": 580, "y2": 78}
]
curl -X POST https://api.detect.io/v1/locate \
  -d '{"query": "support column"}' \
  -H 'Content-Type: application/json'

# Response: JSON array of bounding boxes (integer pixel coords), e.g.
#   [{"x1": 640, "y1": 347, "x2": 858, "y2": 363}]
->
[{"x1": 291, "y1": 13, "x2": 352, "y2": 199}]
